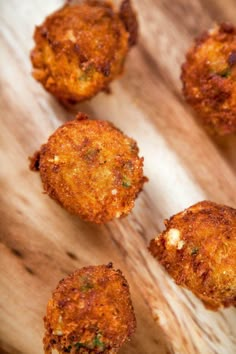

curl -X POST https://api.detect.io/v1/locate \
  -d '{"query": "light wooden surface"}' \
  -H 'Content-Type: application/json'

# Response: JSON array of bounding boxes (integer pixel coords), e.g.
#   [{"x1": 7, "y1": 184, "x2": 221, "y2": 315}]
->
[{"x1": 0, "y1": 1, "x2": 236, "y2": 353}]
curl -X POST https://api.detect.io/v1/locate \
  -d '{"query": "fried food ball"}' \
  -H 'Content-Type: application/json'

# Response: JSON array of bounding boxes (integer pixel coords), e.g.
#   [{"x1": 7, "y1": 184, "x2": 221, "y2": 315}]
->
[
  {"x1": 149, "y1": 201, "x2": 236, "y2": 310},
  {"x1": 30, "y1": 113, "x2": 147, "y2": 223},
  {"x1": 43, "y1": 263, "x2": 136, "y2": 354},
  {"x1": 181, "y1": 23, "x2": 236, "y2": 135},
  {"x1": 31, "y1": 0, "x2": 138, "y2": 104}
]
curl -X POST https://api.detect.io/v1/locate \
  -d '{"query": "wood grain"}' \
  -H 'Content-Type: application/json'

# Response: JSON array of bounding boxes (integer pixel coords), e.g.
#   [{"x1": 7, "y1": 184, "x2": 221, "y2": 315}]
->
[{"x1": 0, "y1": 1, "x2": 235, "y2": 353}]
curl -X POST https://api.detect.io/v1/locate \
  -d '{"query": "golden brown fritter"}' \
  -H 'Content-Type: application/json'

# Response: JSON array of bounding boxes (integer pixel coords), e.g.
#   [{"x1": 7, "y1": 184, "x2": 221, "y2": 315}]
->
[
  {"x1": 181, "y1": 23, "x2": 236, "y2": 135},
  {"x1": 31, "y1": 0, "x2": 138, "y2": 104},
  {"x1": 149, "y1": 201, "x2": 236, "y2": 310},
  {"x1": 30, "y1": 113, "x2": 147, "y2": 224},
  {"x1": 43, "y1": 263, "x2": 136, "y2": 354}
]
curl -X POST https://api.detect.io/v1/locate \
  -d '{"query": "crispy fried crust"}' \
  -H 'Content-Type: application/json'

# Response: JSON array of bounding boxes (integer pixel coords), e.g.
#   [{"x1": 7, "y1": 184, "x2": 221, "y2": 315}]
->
[
  {"x1": 119, "y1": 0, "x2": 138, "y2": 47},
  {"x1": 29, "y1": 150, "x2": 41, "y2": 171},
  {"x1": 43, "y1": 263, "x2": 136, "y2": 354},
  {"x1": 181, "y1": 23, "x2": 236, "y2": 135},
  {"x1": 149, "y1": 201, "x2": 236, "y2": 310},
  {"x1": 31, "y1": 0, "x2": 137, "y2": 104},
  {"x1": 31, "y1": 113, "x2": 147, "y2": 223}
]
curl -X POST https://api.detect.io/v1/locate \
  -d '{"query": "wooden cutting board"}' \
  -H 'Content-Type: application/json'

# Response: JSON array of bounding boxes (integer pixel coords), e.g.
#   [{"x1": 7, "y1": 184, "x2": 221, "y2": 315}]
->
[{"x1": 0, "y1": 1, "x2": 235, "y2": 353}]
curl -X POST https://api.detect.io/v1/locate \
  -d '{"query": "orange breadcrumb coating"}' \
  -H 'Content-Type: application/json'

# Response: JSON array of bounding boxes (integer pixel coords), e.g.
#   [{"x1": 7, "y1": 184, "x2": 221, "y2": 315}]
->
[
  {"x1": 149, "y1": 201, "x2": 236, "y2": 310},
  {"x1": 31, "y1": 0, "x2": 138, "y2": 104},
  {"x1": 30, "y1": 113, "x2": 147, "y2": 224},
  {"x1": 43, "y1": 263, "x2": 136, "y2": 354},
  {"x1": 181, "y1": 23, "x2": 236, "y2": 135}
]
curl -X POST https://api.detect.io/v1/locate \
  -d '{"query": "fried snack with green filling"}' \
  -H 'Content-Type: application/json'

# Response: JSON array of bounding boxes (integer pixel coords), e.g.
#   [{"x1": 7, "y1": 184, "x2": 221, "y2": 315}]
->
[
  {"x1": 43, "y1": 263, "x2": 136, "y2": 354},
  {"x1": 149, "y1": 201, "x2": 236, "y2": 310},
  {"x1": 30, "y1": 113, "x2": 147, "y2": 223},
  {"x1": 181, "y1": 23, "x2": 236, "y2": 135},
  {"x1": 31, "y1": 0, "x2": 138, "y2": 105}
]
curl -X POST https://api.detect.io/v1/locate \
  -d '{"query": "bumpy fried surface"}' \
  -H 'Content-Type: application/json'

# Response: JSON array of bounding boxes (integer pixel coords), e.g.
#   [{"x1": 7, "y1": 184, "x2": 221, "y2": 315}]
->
[
  {"x1": 31, "y1": 0, "x2": 137, "y2": 104},
  {"x1": 149, "y1": 201, "x2": 236, "y2": 310},
  {"x1": 43, "y1": 264, "x2": 136, "y2": 354},
  {"x1": 181, "y1": 23, "x2": 236, "y2": 135},
  {"x1": 31, "y1": 113, "x2": 146, "y2": 223}
]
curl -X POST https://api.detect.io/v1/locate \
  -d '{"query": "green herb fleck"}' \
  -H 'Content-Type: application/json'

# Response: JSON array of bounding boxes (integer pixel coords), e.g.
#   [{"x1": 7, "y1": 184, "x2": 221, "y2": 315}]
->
[
  {"x1": 80, "y1": 283, "x2": 94, "y2": 292},
  {"x1": 79, "y1": 275, "x2": 94, "y2": 292},
  {"x1": 83, "y1": 148, "x2": 100, "y2": 163},
  {"x1": 64, "y1": 345, "x2": 72, "y2": 352},
  {"x1": 191, "y1": 247, "x2": 199, "y2": 256},
  {"x1": 73, "y1": 335, "x2": 105, "y2": 351},
  {"x1": 79, "y1": 64, "x2": 95, "y2": 81},
  {"x1": 93, "y1": 334, "x2": 105, "y2": 349},
  {"x1": 79, "y1": 72, "x2": 89, "y2": 81},
  {"x1": 122, "y1": 176, "x2": 131, "y2": 188},
  {"x1": 74, "y1": 342, "x2": 88, "y2": 350},
  {"x1": 218, "y1": 68, "x2": 231, "y2": 78}
]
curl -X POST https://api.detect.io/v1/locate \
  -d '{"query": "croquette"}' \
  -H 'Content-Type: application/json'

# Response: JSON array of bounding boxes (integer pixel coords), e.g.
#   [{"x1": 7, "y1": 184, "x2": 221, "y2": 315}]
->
[
  {"x1": 181, "y1": 23, "x2": 236, "y2": 135},
  {"x1": 30, "y1": 113, "x2": 147, "y2": 224},
  {"x1": 43, "y1": 263, "x2": 136, "y2": 354},
  {"x1": 149, "y1": 201, "x2": 236, "y2": 310},
  {"x1": 31, "y1": 0, "x2": 138, "y2": 104}
]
